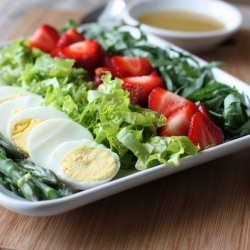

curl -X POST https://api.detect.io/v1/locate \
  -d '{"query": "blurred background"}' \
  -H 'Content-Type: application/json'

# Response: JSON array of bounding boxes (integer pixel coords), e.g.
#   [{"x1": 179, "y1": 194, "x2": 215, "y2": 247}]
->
[{"x1": 0, "y1": 0, "x2": 249, "y2": 40}]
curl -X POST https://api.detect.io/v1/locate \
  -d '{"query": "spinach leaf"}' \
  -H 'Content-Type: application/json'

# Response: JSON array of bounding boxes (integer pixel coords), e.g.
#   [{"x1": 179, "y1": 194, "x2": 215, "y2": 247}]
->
[{"x1": 187, "y1": 81, "x2": 250, "y2": 138}]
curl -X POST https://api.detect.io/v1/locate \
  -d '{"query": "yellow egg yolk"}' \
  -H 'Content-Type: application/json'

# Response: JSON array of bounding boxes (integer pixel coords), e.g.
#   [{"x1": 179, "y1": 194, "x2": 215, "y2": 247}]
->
[
  {"x1": 61, "y1": 146, "x2": 117, "y2": 182},
  {"x1": 12, "y1": 118, "x2": 44, "y2": 153}
]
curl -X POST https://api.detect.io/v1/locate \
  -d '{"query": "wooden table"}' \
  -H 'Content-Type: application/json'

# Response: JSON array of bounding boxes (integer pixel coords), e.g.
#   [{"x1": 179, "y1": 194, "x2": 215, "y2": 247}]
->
[{"x1": 1, "y1": 4, "x2": 250, "y2": 250}]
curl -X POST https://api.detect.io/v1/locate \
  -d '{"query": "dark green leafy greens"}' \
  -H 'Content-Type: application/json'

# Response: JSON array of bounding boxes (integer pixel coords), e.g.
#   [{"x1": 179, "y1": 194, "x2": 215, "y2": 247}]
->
[
  {"x1": 78, "y1": 24, "x2": 250, "y2": 139},
  {"x1": 187, "y1": 81, "x2": 250, "y2": 137}
]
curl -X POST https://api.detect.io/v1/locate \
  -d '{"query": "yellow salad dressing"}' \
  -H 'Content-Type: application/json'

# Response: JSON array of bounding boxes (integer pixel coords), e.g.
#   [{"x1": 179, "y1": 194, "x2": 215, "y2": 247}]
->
[{"x1": 138, "y1": 10, "x2": 225, "y2": 32}]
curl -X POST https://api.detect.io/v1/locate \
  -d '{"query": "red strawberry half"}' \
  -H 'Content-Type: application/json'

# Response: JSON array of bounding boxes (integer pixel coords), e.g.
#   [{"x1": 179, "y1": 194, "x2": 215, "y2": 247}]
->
[
  {"x1": 122, "y1": 72, "x2": 163, "y2": 104},
  {"x1": 29, "y1": 25, "x2": 59, "y2": 53},
  {"x1": 111, "y1": 56, "x2": 153, "y2": 77},
  {"x1": 51, "y1": 47, "x2": 66, "y2": 58},
  {"x1": 148, "y1": 87, "x2": 193, "y2": 118},
  {"x1": 61, "y1": 40, "x2": 102, "y2": 70},
  {"x1": 57, "y1": 28, "x2": 85, "y2": 48},
  {"x1": 188, "y1": 112, "x2": 224, "y2": 150},
  {"x1": 159, "y1": 103, "x2": 198, "y2": 136}
]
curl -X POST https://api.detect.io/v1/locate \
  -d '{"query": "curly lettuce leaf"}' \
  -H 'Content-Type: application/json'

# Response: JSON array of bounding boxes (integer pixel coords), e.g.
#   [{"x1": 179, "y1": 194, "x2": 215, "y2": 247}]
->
[
  {"x1": 117, "y1": 128, "x2": 199, "y2": 170},
  {"x1": 80, "y1": 72, "x2": 169, "y2": 167}
]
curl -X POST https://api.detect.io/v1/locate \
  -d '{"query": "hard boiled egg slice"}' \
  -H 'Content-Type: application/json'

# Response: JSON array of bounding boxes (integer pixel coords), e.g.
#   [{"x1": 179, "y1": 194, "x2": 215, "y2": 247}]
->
[
  {"x1": 0, "y1": 86, "x2": 34, "y2": 103},
  {"x1": 7, "y1": 106, "x2": 69, "y2": 154},
  {"x1": 46, "y1": 139, "x2": 120, "y2": 190},
  {"x1": 0, "y1": 95, "x2": 43, "y2": 138},
  {"x1": 27, "y1": 118, "x2": 94, "y2": 168}
]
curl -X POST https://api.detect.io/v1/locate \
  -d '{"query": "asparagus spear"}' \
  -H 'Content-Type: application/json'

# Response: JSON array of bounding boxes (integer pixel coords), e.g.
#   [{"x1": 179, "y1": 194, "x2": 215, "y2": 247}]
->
[
  {"x1": 0, "y1": 136, "x2": 24, "y2": 159},
  {"x1": 0, "y1": 138, "x2": 73, "y2": 201},
  {"x1": 18, "y1": 159, "x2": 58, "y2": 185},
  {"x1": 0, "y1": 147, "x2": 40, "y2": 201},
  {"x1": 0, "y1": 147, "x2": 73, "y2": 200},
  {"x1": 32, "y1": 179, "x2": 61, "y2": 199},
  {"x1": 0, "y1": 173, "x2": 14, "y2": 191},
  {"x1": 18, "y1": 159, "x2": 73, "y2": 198}
]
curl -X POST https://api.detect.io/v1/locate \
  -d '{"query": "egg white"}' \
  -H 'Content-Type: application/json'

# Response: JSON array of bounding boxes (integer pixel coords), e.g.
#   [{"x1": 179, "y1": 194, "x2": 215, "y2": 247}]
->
[
  {"x1": 46, "y1": 139, "x2": 120, "y2": 190},
  {"x1": 27, "y1": 118, "x2": 94, "y2": 168},
  {"x1": 0, "y1": 86, "x2": 35, "y2": 103},
  {"x1": 0, "y1": 95, "x2": 43, "y2": 138}
]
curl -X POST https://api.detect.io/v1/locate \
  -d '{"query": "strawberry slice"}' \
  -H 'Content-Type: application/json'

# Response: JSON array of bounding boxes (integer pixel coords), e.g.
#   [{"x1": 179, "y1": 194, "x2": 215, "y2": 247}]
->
[
  {"x1": 103, "y1": 54, "x2": 113, "y2": 68},
  {"x1": 111, "y1": 56, "x2": 153, "y2": 77},
  {"x1": 29, "y1": 25, "x2": 59, "y2": 53},
  {"x1": 159, "y1": 103, "x2": 198, "y2": 136},
  {"x1": 148, "y1": 87, "x2": 193, "y2": 118},
  {"x1": 51, "y1": 47, "x2": 65, "y2": 58},
  {"x1": 61, "y1": 40, "x2": 102, "y2": 70},
  {"x1": 188, "y1": 112, "x2": 224, "y2": 150},
  {"x1": 57, "y1": 28, "x2": 85, "y2": 48},
  {"x1": 122, "y1": 71, "x2": 163, "y2": 104}
]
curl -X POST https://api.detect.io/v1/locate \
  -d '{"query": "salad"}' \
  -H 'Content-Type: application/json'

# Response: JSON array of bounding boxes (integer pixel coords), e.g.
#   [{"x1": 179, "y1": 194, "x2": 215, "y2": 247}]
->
[{"x1": 0, "y1": 21, "x2": 249, "y2": 201}]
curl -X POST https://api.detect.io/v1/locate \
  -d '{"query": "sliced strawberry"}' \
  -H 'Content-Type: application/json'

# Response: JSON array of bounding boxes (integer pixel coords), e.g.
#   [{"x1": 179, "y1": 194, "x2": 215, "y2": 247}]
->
[
  {"x1": 94, "y1": 67, "x2": 119, "y2": 88},
  {"x1": 148, "y1": 87, "x2": 193, "y2": 118},
  {"x1": 29, "y1": 25, "x2": 59, "y2": 53},
  {"x1": 61, "y1": 40, "x2": 103, "y2": 70},
  {"x1": 98, "y1": 50, "x2": 113, "y2": 68},
  {"x1": 188, "y1": 112, "x2": 224, "y2": 150},
  {"x1": 51, "y1": 47, "x2": 65, "y2": 58},
  {"x1": 122, "y1": 71, "x2": 163, "y2": 104},
  {"x1": 57, "y1": 28, "x2": 85, "y2": 48},
  {"x1": 159, "y1": 103, "x2": 198, "y2": 136},
  {"x1": 111, "y1": 56, "x2": 153, "y2": 77},
  {"x1": 103, "y1": 55, "x2": 113, "y2": 68},
  {"x1": 198, "y1": 102, "x2": 210, "y2": 117}
]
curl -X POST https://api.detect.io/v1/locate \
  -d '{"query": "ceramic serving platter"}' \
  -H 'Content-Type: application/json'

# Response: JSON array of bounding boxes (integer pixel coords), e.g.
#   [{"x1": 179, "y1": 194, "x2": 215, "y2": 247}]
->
[{"x1": 0, "y1": 33, "x2": 250, "y2": 216}]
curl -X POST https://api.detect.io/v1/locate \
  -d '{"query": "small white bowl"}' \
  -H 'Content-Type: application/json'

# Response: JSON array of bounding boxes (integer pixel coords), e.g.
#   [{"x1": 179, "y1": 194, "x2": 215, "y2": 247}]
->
[{"x1": 123, "y1": 0, "x2": 242, "y2": 52}]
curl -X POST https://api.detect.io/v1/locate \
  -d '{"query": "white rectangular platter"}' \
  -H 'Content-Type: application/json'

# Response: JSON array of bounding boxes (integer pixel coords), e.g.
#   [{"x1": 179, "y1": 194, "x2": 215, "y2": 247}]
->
[{"x1": 0, "y1": 34, "x2": 250, "y2": 216}]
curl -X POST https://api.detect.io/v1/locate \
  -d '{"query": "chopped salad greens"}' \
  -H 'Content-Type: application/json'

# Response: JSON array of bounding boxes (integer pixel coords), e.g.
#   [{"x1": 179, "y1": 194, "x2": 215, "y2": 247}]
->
[{"x1": 0, "y1": 38, "x2": 199, "y2": 170}]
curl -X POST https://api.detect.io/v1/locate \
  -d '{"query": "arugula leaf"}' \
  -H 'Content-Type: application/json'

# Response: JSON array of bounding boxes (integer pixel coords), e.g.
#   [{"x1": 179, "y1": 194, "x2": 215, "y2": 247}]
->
[
  {"x1": 187, "y1": 81, "x2": 250, "y2": 137},
  {"x1": 223, "y1": 94, "x2": 247, "y2": 129}
]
